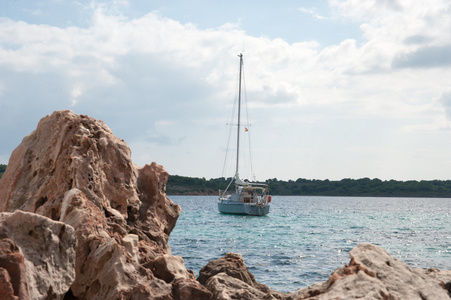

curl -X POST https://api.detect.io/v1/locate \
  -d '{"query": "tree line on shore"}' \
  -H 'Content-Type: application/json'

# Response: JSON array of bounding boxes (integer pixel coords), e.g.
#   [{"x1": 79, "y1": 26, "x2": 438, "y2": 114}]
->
[
  {"x1": 167, "y1": 174, "x2": 451, "y2": 197},
  {"x1": 2, "y1": 165, "x2": 451, "y2": 197},
  {"x1": 0, "y1": 164, "x2": 6, "y2": 178}
]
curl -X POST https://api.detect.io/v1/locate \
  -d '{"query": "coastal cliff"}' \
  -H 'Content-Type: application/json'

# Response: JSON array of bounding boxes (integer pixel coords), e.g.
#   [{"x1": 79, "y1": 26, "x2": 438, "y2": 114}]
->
[{"x1": 0, "y1": 110, "x2": 449, "y2": 299}]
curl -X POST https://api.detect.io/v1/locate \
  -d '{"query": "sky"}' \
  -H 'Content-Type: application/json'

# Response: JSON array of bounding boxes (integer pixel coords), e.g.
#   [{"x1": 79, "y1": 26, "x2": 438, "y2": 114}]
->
[{"x1": 1, "y1": 0, "x2": 451, "y2": 182}]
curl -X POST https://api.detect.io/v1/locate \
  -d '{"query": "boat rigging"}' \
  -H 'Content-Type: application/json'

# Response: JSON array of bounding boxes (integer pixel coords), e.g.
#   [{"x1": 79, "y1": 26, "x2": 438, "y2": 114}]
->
[{"x1": 217, "y1": 53, "x2": 271, "y2": 216}]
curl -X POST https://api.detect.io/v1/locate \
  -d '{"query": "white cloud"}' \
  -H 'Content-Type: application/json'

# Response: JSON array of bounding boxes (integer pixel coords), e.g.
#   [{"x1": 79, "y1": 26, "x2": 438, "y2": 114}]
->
[
  {"x1": 439, "y1": 90, "x2": 451, "y2": 121},
  {"x1": 1, "y1": 1, "x2": 451, "y2": 180},
  {"x1": 71, "y1": 84, "x2": 84, "y2": 106},
  {"x1": 331, "y1": 0, "x2": 451, "y2": 68},
  {"x1": 298, "y1": 7, "x2": 327, "y2": 20}
]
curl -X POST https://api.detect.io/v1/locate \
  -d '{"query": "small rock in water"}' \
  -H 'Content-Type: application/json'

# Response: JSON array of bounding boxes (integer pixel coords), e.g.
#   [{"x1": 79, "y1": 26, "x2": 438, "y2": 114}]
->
[{"x1": 198, "y1": 252, "x2": 285, "y2": 300}]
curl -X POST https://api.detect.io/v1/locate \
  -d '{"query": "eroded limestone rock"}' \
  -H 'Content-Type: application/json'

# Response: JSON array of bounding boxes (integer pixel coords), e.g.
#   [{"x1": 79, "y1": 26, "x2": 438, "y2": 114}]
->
[
  {"x1": 0, "y1": 110, "x2": 209, "y2": 299},
  {"x1": 414, "y1": 267, "x2": 451, "y2": 297},
  {"x1": 0, "y1": 210, "x2": 76, "y2": 300},
  {"x1": 199, "y1": 252, "x2": 284, "y2": 300},
  {"x1": 287, "y1": 243, "x2": 450, "y2": 300}
]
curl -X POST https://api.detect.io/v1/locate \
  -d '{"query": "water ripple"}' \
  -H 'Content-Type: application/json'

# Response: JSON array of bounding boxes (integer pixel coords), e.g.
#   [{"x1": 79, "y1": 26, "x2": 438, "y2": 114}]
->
[{"x1": 169, "y1": 195, "x2": 451, "y2": 293}]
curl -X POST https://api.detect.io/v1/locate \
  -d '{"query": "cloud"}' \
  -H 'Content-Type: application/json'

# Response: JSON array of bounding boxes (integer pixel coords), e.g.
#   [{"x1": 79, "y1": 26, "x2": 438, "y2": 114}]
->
[
  {"x1": 71, "y1": 84, "x2": 84, "y2": 106},
  {"x1": 146, "y1": 135, "x2": 176, "y2": 146},
  {"x1": 392, "y1": 45, "x2": 451, "y2": 68},
  {"x1": 244, "y1": 83, "x2": 299, "y2": 108},
  {"x1": 439, "y1": 90, "x2": 451, "y2": 120},
  {"x1": 403, "y1": 35, "x2": 433, "y2": 45},
  {"x1": 331, "y1": 0, "x2": 451, "y2": 59},
  {"x1": 330, "y1": 0, "x2": 404, "y2": 21},
  {"x1": 298, "y1": 7, "x2": 326, "y2": 20},
  {"x1": 2, "y1": 1, "x2": 451, "y2": 180}
]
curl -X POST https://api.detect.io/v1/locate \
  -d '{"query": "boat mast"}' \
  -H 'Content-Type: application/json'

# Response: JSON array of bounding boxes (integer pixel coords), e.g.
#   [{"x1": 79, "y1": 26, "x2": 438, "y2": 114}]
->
[{"x1": 235, "y1": 53, "x2": 243, "y2": 177}]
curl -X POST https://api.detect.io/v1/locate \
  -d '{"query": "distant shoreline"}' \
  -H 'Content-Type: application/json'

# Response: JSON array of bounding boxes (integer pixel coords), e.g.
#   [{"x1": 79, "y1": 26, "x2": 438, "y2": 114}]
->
[
  {"x1": 3, "y1": 166, "x2": 451, "y2": 198},
  {"x1": 167, "y1": 193, "x2": 451, "y2": 198},
  {"x1": 167, "y1": 175, "x2": 451, "y2": 198}
]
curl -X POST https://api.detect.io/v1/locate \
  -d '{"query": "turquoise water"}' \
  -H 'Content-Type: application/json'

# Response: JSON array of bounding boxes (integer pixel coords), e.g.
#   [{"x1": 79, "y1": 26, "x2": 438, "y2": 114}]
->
[{"x1": 168, "y1": 196, "x2": 451, "y2": 293}]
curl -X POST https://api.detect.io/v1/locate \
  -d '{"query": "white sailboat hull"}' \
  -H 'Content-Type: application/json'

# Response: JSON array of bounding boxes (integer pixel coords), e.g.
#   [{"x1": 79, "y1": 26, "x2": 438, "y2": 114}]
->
[{"x1": 218, "y1": 200, "x2": 270, "y2": 216}]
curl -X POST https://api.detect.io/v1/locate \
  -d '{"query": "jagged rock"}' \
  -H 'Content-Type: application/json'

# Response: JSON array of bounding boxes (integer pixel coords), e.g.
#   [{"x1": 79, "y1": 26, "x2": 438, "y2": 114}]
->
[
  {"x1": 0, "y1": 110, "x2": 209, "y2": 299},
  {"x1": 287, "y1": 243, "x2": 450, "y2": 300},
  {"x1": 0, "y1": 237, "x2": 26, "y2": 300},
  {"x1": 205, "y1": 273, "x2": 278, "y2": 300},
  {"x1": 0, "y1": 210, "x2": 76, "y2": 300},
  {"x1": 197, "y1": 245, "x2": 451, "y2": 300},
  {"x1": 173, "y1": 277, "x2": 214, "y2": 300},
  {"x1": 152, "y1": 254, "x2": 194, "y2": 283},
  {"x1": 149, "y1": 254, "x2": 213, "y2": 299},
  {"x1": 0, "y1": 267, "x2": 19, "y2": 300},
  {"x1": 414, "y1": 267, "x2": 451, "y2": 297},
  {"x1": 198, "y1": 252, "x2": 284, "y2": 300}
]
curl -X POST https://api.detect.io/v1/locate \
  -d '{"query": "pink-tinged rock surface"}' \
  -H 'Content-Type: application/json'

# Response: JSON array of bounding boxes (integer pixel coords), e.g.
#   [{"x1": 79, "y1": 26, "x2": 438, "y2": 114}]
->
[
  {"x1": 0, "y1": 210, "x2": 76, "y2": 300},
  {"x1": 0, "y1": 110, "x2": 210, "y2": 299},
  {"x1": 0, "y1": 238, "x2": 26, "y2": 300},
  {"x1": 287, "y1": 243, "x2": 450, "y2": 300},
  {"x1": 198, "y1": 252, "x2": 284, "y2": 300}
]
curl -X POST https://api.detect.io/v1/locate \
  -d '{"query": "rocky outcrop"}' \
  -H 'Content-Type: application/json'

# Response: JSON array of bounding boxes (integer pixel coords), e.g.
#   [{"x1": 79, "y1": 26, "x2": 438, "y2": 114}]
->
[
  {"x1": 286, "y1": 243, "x2": 450, "y2": 300},
  {"x1": 0, "y1": 210, "x2": 76, "y2": 300},
  {"x1": 198, "y1": 252, "x2": 284, "y2": 300},
  {"x1": 199, "y1": 245, "x2": 451, "y2": 300},
  {"x1": 1, "y1": 110, "x2": 450, "y2": 300},
  {"x1": 0, "y1": 110, "x2": 211, "y2": 299},
  {"x1": 415, "y1": 268, "x2": 451, "y2": 297}
]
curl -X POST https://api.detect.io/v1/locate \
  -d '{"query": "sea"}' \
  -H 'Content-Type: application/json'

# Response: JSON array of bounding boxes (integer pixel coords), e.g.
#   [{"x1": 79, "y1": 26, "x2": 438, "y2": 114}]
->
[{"x1": 168, "y1": 195, "x2": 451, "y2": 293}]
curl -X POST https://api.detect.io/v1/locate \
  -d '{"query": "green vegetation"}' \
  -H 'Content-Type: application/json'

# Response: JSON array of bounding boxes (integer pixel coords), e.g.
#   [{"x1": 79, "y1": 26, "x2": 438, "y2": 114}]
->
[
  {"x1": 265, "y1": 177, "x2": 451, "y2": 197},
  {"x1": 0, "y1": 164, "x2": 6, "y2": 179},
  {"x1": 166, "y1": 175, "x2": 231, "y2": 195},
  {"x1": 167, "y1": 175, "x2": 451, "y2": 197}
]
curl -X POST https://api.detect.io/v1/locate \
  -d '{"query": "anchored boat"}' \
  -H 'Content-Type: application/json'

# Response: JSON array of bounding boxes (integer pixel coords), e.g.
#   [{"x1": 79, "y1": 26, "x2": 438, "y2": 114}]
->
[{"x1": 218, "y1": 54, "x2": 271, "y2": 216}]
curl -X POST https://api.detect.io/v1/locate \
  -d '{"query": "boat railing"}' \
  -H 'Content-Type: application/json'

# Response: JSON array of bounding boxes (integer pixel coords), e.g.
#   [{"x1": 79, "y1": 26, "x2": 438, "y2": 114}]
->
[
  {"x1": 259, "y1": 195, "x2": 269, "y2": 205},
  {"x1": 219, "y1": 189, "x2": 233, "y2": 200}
]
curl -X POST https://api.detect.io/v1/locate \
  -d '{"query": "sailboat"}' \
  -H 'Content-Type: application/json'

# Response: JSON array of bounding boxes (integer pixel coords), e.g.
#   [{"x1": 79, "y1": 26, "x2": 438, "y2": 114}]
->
[{"x1": 218, "y1": 53, "x2": 271, "y2": 216}]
